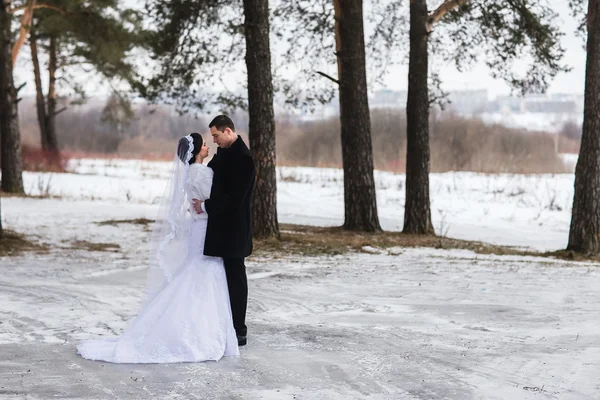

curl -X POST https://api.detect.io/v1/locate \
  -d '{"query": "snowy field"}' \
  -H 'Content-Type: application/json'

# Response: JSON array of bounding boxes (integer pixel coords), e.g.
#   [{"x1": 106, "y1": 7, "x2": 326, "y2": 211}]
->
[
  {"x1": 15, "y1": 157, "x2": 579, "y2": 251},
  {"x1": 1, "y1": 159, "x2": 599, "y2": 399}
]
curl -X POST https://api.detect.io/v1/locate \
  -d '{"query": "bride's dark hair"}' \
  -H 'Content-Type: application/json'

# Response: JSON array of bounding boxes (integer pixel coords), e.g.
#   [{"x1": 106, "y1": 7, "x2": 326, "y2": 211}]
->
[{"x1": 177, "y1": 133, "x2": 204, "y2": 164}]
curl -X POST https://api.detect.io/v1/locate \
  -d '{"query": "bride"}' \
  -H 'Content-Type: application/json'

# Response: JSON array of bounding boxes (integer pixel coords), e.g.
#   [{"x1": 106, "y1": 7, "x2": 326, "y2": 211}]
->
[{"x1": 77, "y1": 133, "x2": 239, "y2": 363}]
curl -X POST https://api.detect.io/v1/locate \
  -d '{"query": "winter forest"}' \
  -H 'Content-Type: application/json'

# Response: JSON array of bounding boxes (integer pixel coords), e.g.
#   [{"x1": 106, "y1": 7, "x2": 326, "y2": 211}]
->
[{"x1": 0, "y1": 0, "x2": 599, "y2": 399}]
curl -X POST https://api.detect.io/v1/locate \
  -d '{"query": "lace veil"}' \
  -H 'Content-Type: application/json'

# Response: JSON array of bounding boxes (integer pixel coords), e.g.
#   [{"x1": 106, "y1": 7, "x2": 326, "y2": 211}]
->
[{"x1": 141, "y1": 135, "x2": 194, "y2": 307}]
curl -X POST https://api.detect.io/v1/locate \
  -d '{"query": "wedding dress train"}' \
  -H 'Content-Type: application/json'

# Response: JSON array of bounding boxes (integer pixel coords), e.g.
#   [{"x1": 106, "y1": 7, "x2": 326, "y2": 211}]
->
[{"x1": 77, "y1": 163, "x2": 239, "y2": 363}]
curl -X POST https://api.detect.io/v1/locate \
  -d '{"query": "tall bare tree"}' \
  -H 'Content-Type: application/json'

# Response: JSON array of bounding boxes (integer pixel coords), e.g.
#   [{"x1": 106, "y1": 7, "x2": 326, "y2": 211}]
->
[
  {"x1": 243, "y1": 0, "x2": 279, "y2": 238},
  {"x1": 568, "y1": 0, "x2": 600, "y2": 254},
  {"x1": 2, "y1": 0, "x2": 64, "y2": 192},
  {"x1": 141, "y1": 0, "x2": 279, "y2": 239},
  {"x1": 273, "y1": 0, "x2": 382, "y2": 231},
  {"x1": 0, "y1": 0, "x2": 24, "y2": 193},
  {"x1": 24, "y1": 0, "x2": 144, "y2": 154},
  {"x1": 29, "y1": 28, "x2": 60, "y2": 152},
  {"x1": 404, "y1": 0, "x2": 433, "y2": 234},
  {"x1": 399, "y1": 0, "x2": 568, "y2": 234},
  {"x1": 335, "y1": 0, "x2": 381, "y2": 231}
]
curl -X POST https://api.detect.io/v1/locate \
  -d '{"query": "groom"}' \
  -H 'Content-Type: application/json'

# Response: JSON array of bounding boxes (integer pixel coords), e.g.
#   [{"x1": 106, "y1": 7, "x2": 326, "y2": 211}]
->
[{"x1": 192, "y1": 115, "x2": 255, "y2": 347}]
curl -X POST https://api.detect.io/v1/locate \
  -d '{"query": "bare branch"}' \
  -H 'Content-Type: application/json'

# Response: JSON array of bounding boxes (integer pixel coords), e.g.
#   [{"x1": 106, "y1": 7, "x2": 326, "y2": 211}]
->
[
  {"x1": 11, "y1": 1, "x2": 67, "y2": 66},
  {"x1": 54, "y1": 107, "x2": 68, "y2": 116},
  {"x1": 16, "y1": 82, "x2": 27, "y2": 93},
  {"x1": 316, "y1": 71, "x2": 339, "y2": 85},
  {"x1": 12, "y1": 0, "x2": 35, "y2": 66},
  {"x1": 427, "y1": 0, "x2": 469, "y2": 32},
  {"x1": 57, "y1": 60, "x2": 94, "y2": 69},
  {"x1": 10, "y1": 3, "x2": 65, "y2": 14}
]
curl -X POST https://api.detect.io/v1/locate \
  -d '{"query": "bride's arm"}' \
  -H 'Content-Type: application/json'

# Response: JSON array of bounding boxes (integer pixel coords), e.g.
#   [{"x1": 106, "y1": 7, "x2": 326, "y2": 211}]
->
[
  {"x1": 184, "y1": 166, "x2": 199, "y2": 198},
  {"x1": 195, "y1": 165, "x2": 214, "y2": 201}
]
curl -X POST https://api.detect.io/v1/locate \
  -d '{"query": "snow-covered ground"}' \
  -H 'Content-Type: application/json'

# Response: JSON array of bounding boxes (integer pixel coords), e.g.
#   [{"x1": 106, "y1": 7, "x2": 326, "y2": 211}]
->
[
  {"x1": 17, "y1": 158, "x2": 578, "y2": 251},
  {"x1": 1, "y1": 159, "x2": 598, "y2": 399}
]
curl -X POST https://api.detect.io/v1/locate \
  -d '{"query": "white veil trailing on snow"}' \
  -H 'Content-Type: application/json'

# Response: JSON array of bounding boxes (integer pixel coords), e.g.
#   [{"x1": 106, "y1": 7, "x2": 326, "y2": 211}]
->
[{"x1": 142, "y1": 135, "x2": 195, "y2": 307}]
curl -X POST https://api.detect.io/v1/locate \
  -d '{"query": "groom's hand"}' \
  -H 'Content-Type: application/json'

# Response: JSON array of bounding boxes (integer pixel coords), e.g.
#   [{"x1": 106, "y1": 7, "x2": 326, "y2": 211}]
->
[{"x1": 192, "y1": 199, "x2": 204, "y2": 214}]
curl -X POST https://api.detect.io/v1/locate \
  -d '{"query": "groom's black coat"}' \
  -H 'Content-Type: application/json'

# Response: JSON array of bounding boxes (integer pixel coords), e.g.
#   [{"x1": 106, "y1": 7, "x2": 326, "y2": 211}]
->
[{"x1": 204, "y1": 135, "x2": 255, "y2": 258}]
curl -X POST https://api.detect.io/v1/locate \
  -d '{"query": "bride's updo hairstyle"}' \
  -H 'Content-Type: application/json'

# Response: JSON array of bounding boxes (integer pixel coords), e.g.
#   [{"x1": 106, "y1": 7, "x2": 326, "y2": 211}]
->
[{"x1": 177, "y1": 132, "x2": 204, "y2": 164}]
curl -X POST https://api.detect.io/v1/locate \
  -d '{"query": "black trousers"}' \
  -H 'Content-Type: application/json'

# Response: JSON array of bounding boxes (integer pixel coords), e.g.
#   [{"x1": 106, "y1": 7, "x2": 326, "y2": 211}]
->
[{"x1": 223, "y1": 257, "x2": 248, "y2": 337}]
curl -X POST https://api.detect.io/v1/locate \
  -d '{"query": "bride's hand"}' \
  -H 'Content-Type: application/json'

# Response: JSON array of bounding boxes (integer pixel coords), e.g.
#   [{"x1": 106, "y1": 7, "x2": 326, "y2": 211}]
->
[{"x1": 192, "y1": 199, "x2": 204, "y2": 214}]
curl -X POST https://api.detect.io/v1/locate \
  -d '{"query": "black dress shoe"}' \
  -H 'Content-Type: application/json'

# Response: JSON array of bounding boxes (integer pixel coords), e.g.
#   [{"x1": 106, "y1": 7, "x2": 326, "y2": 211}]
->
[{"x1": 237, "y1": 335, "x2": 247, "y2": 346}]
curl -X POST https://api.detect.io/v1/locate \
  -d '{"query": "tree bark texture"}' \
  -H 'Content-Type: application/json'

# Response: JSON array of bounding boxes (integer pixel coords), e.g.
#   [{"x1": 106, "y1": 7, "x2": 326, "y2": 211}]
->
[
  {"x1": 337, "y1": 0, "x2": 381, "y2": 232},
  {"x1": 45, "y1": 35, "x2": 59, "y2": 152},
  {"x1": 0, "y1": 0, "x2": 24, "y2": 193},
  {"x1": 30, "y1": 26, "x2": 49, "y2": 149},
  {"x1": 404, "y1": 0, "x2": 434, "y2": 235},
  {"x1": 568, "y1": 0, "x2": 600, "y2": 254},
  {"x1": 243, "y1": 0, "x2": 279, "y2": 239}
]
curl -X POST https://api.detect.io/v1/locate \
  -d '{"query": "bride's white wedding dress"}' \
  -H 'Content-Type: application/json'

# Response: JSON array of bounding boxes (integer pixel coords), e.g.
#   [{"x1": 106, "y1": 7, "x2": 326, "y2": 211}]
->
[{"x1": 77, "y1": 163, "x2": 239, "y2": 363}]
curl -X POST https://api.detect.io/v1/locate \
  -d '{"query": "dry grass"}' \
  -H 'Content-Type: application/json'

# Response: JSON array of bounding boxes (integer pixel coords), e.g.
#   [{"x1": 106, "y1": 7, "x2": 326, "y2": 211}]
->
[
  {"x1": 68, "y1": 240, "x2": 121, "y2": 252},
  {"x1": 543, "y1": 249, "x2": 600, "y2": 263},
  {"x1": 254, "y1": 224, "x2": 517, "y2": 257},
  {"x1": 0, "y1": 191, "x2": 29, "y2": 198},
  {"x1": 0, "y1": 191, "x2": 60, "y2": 200},
  {"x1": 18, "y1": 96, "x2": 578, "y2": 175},
  {"x1": 277, "y1": 109, "x2": 569, "y2": 174},
  {"x1": 96, "y1": 218, "x2": 154, "y2": 227},
  {"x1": 0, "y1": 230, "x2": 48, "y2": 257},
  {"x1": 21, "y1": 145, "x2": 69, "y2": 173},
  {"x1": 253, "y1": 224, "x2": 600, "y2": 263},
  {"x1": 3, "y1": 220, "x2": 593, "y2": 262}
]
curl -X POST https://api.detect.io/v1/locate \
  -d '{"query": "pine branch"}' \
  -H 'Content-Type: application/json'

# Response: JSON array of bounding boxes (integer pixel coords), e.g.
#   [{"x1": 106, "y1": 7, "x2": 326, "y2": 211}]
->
[
  {"x1": 427, "y1": 0, "x2": 469, "y2": 32},
  {"x1": 53, "y1": 107, "x2": 68, "y2": 116},
  {"x1": 11, "y1": 0, "x2": 67, "y2": 66},
  {"x1": 10, "y1": 3, "x2": 65, "y2": 14},
  {"x1": 12, "y1": 0, "x2": 35, "y2": 66}
]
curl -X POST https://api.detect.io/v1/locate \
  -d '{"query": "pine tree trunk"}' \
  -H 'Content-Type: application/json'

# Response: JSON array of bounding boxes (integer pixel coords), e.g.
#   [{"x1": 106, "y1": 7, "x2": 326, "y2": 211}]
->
[
  {"x1": 243, "y1": 0, "x2": 279, "y2": 239},
  {"x1": 45, "y1": 35, "x2": 59, "y2": 153},
  {"x1": 568, "y1": 0, "x2": 600, "y2": 254},
  {"x1": 403, "y1": 0, "x2": 434, "y2": 235},
  {"x1": 337, "y1": 0, "x2": 381, "y2": 232},
  {"x1": 334, "y1": 0, "x2": 342, "y2": 82},
  {"x1": 30, "y1": 27, "x2": 49, "y2": 150},
  {"x1": 0, "y1": 0, "x2": 24, "y2": 193}
]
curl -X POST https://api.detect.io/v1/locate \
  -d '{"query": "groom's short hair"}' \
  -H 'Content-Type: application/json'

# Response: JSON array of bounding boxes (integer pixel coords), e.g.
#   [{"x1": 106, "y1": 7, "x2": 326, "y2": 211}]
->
[{"x1": 209, "y1": 115, "x2": 236, "y2": 132}]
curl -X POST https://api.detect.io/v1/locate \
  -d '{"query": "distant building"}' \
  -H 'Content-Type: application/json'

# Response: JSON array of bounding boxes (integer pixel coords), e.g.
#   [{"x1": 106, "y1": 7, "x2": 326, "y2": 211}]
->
[
  {"x1": 490, "y1": 93, "x2": 583, "y2": 115},
  {"x1": 447, "y1": 90, "x2": 489, "y2": 115},
  {"x1": 288, "y1": 88, "x2": 583, "y2": 132},
  {"x1": 370, "y1": 89, "x2": 407, "y2": 108}
]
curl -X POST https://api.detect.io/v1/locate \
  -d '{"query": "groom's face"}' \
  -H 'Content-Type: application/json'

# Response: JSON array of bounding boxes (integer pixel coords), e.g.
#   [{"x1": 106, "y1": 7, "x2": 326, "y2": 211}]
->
[{"x1": 210, "y1": 126, "x2": 233, "y2": 148}]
